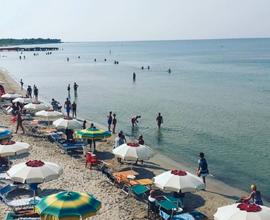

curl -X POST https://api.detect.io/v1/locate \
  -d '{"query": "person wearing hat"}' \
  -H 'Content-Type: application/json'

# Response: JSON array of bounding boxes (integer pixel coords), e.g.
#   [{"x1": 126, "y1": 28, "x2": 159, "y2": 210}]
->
[{"x1": 241, "y1": 184, "x2": 263, "y2": 205}]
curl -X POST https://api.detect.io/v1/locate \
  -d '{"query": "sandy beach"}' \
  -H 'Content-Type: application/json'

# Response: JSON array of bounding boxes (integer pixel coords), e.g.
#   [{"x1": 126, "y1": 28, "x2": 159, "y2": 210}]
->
[{"x1": 0, "y1": 69, "x2": 254, "y2": 219}]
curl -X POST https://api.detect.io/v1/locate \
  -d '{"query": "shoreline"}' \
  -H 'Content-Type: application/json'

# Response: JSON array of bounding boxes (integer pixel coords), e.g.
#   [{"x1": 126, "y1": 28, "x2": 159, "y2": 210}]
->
[
  {"x1": 0, "y1": 68, "x2": 268, "y2": 219},
  {"x1": 0, "y1": 68, "x2": 254, "y2": 200}
]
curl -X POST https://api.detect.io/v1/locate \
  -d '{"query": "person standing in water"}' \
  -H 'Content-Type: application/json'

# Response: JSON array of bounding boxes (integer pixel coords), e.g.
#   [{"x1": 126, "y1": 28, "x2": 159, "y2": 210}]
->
[
  {"x1": 64, "y1": 98, "x2": 71, "y2": 118},
  {"x1": 197, "y1": 152, "x2": 209, "y2": 186},
  {"x1": 131, "y1": 115, "x2": 141, "y2": 127},
  {"x1": 73, "y1": 82, "x2": 78, "y2": 96},
  {"x1": 107, "y1": 111, "x2": 113, "y2": 131},
  {"x1": 27, "y1": 86, "x2": 32, "y2": 98},
  {"x1": 33, "y1": 85, "x2": 39, "y2": 102},
  {"x1": 20, "y1": 79, "x2": 24, "y2": 90},
  {"x1": 168, "y1": 68, "x2": 171, "y2": 73},
  {"x1": 133, "y1": 72, "x2": 136, "y2": 82},
  {"x1": 112, "y1": 113, "x2": 117, "y2": 134},
  {"x1": 67, "y1": 84, "x2": 71, "y2": 98},
  {"x1": 72, "y1": 101, "x2": 77, "y2": 118},
  {"x1": 156, "y1": 113, "x2": 163, "y2": 129}
]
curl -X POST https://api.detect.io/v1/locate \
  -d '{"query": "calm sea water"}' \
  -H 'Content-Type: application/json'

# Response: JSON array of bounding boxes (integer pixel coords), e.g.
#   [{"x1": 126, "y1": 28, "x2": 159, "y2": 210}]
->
[{"x1": 1, "y1": 39, "x2": 270, "y2": 199}]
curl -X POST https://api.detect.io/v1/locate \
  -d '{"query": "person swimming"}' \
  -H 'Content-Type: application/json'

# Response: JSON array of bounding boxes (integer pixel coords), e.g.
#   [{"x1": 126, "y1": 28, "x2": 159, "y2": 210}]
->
[{"x1": 168, "y1": 68, "x2": 171, "y2": 73}]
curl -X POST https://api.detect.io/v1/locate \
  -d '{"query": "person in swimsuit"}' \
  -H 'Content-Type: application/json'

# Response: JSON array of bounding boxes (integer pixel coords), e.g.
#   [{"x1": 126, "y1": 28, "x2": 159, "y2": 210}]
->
[
  {"x1": 107, "y1": 111, "x2": 113, "y2": 131},
  {"x1": 197, "y1": 152, "x2": 209, "y2": 186},
  {"x1": 241, "y1": 184, "x2": 263, "y2": 205},
  {"x1": 156, "y1": 113, "x2": 163, "y2": 129}
]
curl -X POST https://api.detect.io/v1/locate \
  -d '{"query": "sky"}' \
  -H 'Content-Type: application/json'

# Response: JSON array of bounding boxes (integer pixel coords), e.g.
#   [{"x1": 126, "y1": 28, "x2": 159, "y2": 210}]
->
[{"x1": 0, "y1": 0, "x2": 270, "y2": 42}]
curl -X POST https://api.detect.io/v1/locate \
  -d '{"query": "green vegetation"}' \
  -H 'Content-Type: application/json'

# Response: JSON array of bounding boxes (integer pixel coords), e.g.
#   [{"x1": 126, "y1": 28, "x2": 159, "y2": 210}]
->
[{"x1": 0, "y1": 38, "x2": 61, "y2": 46}]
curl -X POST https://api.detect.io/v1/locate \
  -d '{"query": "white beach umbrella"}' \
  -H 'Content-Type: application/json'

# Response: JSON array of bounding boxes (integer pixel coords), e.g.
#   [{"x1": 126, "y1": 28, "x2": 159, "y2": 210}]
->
[
  {"x1": 24, "y1": 102, "x2": 50, "y2": 111},
  {"x1": 1, "y1": 93, "x2": 22, "y2": 99},
  {"x1": 7, "y1": 160, "x2": 63, "y2": 184},
  {"x1": 214, "y1": 203, "x2": 270, "y2": 220},
  {"x1": 12, "y1": 97, "x2": 32, "y2": 104},
  {"x1": 35, "y1": 110, "x2": 63, "y2": 119},
  {"x1": 153, "y1": 170, "x2": 205, "y2": 193},
  {"x1": 5, "y1": 106, "x2": 13, "y2": 114},
  {"x1": 53, "y1": 118, "x2": 82, "y2": 130},
  {"x1": 112, "y1": 143, "x2": 154, "y2": 161},
  {"x1": 0, "y1": 141, "x2": 31, "y2": 157}
]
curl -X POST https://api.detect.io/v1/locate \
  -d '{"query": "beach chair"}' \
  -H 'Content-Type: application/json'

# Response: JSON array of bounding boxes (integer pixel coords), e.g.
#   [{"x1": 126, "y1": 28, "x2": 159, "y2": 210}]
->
[
  {"x1": 85, "y1": 152, "x2": 101, "y2": 169},
  {"x1": 159, "y1": 210, "x2": 195, "y2": 220},
  {"x1": 0, "y1": 184, "x2": 18, "y2": 202},
  {"x1": 165, "y1": 194, "x2": 185, "y2": 209},
  {"x1": 7, "y1": 197, "x2": 41, "y2": 209},
  {"x1": 57, "y1": 140, "x2": 85, "y2": 153}
]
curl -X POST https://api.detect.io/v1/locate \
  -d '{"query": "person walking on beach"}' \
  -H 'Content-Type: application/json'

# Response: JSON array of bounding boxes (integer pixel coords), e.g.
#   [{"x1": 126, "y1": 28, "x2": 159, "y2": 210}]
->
[
  {"x1": 107, "y1": 111, "x2": 113, "y2": 131},
  {"x1": 33, "y1": 85, "x2": 39, "y2": 102},
  {"x1": 15, "y1": 111, "x2": 25, "y2": 134},
  {"x1": 156, "y1": 113, "x2": 163, "y2": 129},
  {"x1": 72, "y1": 101, "x2": 77, "y2": 118},
  {"x1": 64, "y1": 98, "x2": 71, "y2": 118},
  {"x1": 67, "y1": 84, "x2": 71, "y2": 98},
  {"x1": 112, "y1": 113, "x2": 117, "y2": 134},
  {"x1": 27, "y1": 85, "x2": 32, "y2": 98},
  {"x1": 20, "y1": 79, "x2": 24, "y2": 90},
  {"x1": 133, "y1": 72, "x2": 136, "y2": 82},
  {"x1": 197, "y1": 152, "x2": 209, "y2": 186},
  {"x1": 241, "y1": 184, "x2": 263, "y2": 205},
  {"x1": 73, "y1": 82, "x2": 78, "y2": 96}
]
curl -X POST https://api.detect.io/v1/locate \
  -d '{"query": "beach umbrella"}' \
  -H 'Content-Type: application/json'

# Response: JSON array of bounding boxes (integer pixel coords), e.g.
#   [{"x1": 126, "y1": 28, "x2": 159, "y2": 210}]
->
[
  {"x1": 53, "y1": 118, "x2": 82, "y2": 130},
  {"x1": 214, "y1": 203, "x2": 270, "y2": 220},
  {"x1": 0, "y1": 80, "x2": 5, "y2": 85},
  {"x1": 24, "y1": 102, "x2": 50, "y2": 112},
  {"x1": 7, "y1": 160, "x2": 63, "y2": 184},
  {"x1": 12, "y1": 97, "x2": 32, "y2": 104},
  {"x1": 0, "y1": 141, "x2": 31, "y2": 157},
  {"x1": 0, "y1": 128, "x2": 12, "y2": 140},
  {"x1": 35, "y1": 110, "x2": 63, "y2": 119},
  {"x1": 75, "y1": 127, "x2": 111, "y2": 140},
  {"x1": 153, "y1": 170, "x2": 205, "y2": 193},
  {"x1": 1, "y1": 93, "x2": 22, "y2": 99},
  {"x1": 36, "y1": 191, "x2": 101, "y2": 220},
  {"x1": 112, "y1": 143, "x2": 154, "y2": 161}
]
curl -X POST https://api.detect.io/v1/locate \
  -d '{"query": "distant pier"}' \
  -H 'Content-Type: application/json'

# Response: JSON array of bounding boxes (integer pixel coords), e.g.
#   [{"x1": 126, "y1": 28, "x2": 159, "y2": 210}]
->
[{"x1": 0, "y1": 47, "x2": 59, "y2": 52}]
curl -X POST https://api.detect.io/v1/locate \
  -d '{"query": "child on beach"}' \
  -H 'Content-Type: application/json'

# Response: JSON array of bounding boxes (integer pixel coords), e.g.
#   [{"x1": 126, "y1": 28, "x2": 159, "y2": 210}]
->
[
  {"x1": 197, "y1": 152, "x2": 209, "y2": 186},
  {"x1": 241, "y1": 184, "x2": 263, "y2": 205}
]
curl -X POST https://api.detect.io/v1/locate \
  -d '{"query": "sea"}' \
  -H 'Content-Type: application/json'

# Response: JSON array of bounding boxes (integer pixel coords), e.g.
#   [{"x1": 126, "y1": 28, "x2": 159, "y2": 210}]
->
[{"x1": 0, "y1": 39, "x2": 270, "y2": 200}]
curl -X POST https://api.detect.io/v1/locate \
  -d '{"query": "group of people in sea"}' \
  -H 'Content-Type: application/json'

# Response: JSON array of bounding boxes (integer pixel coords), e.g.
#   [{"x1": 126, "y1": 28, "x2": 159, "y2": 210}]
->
[
  {"x1": 107, "y1": 111, "x2": 117, "y2": 133},
  {"x1": 67, "y1": 82, "x2": 79, "y2": 98}
]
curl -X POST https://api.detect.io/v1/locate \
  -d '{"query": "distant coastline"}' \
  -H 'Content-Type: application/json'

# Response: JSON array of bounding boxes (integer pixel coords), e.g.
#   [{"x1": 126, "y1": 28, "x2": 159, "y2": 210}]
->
[{"x1": 0, "y1": 38, "x2": 61, "y2": 47}]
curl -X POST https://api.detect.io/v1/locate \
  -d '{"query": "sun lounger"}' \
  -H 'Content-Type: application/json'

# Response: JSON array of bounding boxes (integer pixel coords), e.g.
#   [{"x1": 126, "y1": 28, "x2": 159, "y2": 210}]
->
[
  {"x1": 165, "y1": 194, "x2": 184, "y2": 209},
  {"x1": 7, "y1": 197, "x2": 41, "y2": 209},
  {"x1": 5, "y1": 210, "x2": 40, "y2": 220},
  {"x1": 0, "y1": 172, "x2": 11, "y2": 180},
  {"x1": 0, "y1": 184, "x2": 18, "y2": 202},
  {"x1": 159, "y1": 210, "x2": 194, "y2": 220},
  {"x1": 57, "y1": 140, "x2": 85, "y2": 153}
]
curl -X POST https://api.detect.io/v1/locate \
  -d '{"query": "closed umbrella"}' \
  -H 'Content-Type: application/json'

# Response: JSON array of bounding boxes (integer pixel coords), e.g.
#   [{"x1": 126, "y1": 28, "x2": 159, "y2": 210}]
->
[
  {"x1": 0, "y1": 128, "x2": 12, "y2": 140},
  {"x1": 24, "y1": 102, "x2": 50, "y2": 112},
  {"x1": 153, "y1": 170, "x2": 205, "y2": 193},
  {"x1": 12, "y1": 97, "x2": 32, "y2": 104},
  {"x1": 1, "y1": 93, "x2": 22, "y2": 99},
  {"x1": 0, "y1": 141, "x2": 31, "y2": 157},
  {"x1": 53, "y1": 118, "x2": 82, "y2": 130},
  {"x1": 7, "y1": 160, "x2": 63, "y2": 184},
  {"x1": 36, "y1": 191, "x2": 101, "y2": 220},
  {"x1": 112, "y1": 143, "x2": 154, "y2": 161},
  {"x1": 214, "y1": 203, "x2": 270, "y2": 220}
]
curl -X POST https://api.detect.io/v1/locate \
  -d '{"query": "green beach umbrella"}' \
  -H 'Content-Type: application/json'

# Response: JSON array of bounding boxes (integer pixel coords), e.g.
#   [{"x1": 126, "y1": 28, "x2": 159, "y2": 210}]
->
[
  {"x1": 75, "y1": 127, "x2": 111, "y2": 140},
  {"x1": 36, "y1": 191, "x2": 101, "y2": 220}
]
